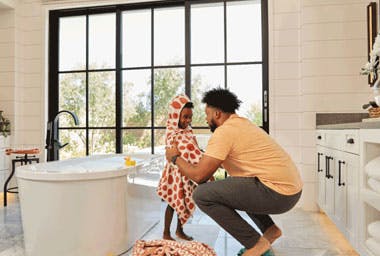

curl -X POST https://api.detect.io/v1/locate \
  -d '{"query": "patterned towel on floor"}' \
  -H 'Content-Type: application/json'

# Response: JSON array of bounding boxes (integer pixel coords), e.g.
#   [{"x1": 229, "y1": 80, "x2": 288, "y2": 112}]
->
[{"x1": 132, "y1": 239, "x2": 217, "y2": 256}]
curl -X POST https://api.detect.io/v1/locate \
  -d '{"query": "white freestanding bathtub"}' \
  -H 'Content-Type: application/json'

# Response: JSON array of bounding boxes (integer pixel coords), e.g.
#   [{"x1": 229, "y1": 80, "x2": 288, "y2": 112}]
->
[{"x1": 15, "y1": 154, "x2": 164, "y2": 256}]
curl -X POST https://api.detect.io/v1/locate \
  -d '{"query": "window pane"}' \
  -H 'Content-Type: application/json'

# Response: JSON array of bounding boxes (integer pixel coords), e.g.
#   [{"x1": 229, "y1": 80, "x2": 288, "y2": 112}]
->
[
  {"x1": 154, "y1": 7, "x2": 184, "y2": 65},
  {"x1": 59, "y1": 73, "x2": 86, "y2": 127},
  {"x1": 192, "y1": 129, "x2": 211, "y2": 150},
  {"x1": 227, "y1": 64, "x2": 262, "y2": 126},
  {"x1": 191, "y1": 66, "x2": 224, "y2": 127},
  {"x1": 154, "y1": 129, "x2": 166, "y2": 154},
  {"x1": 89, "y1": 14, "x2": 115, "y2": 69},
  {"x1": 89, "y1": 71, "x2": 115, "y2": 127},
  {"x1": 154, "y1": 68, "x2": 185, "y2": 127},
  {"x1": 122, "y1": 10, "x2": 151, "y2": 68},
  {"x1": 89, "y1": 129, "x2": 116, "y2": 154},
  {"x1": 191, "y1": 3, "x2": 224, "y2": 64},
  {"x1": 59, "y1": 16, "x2": 86, "y2": 71},
  {"x1": 59, "y1": 129, "x2": 86, "y2": 160},
  {"x1": 123, "y1": 129, "x2": 151, "y2": 153},
  {"x1": 227, "y1": 0, "x2": 262, "y2": 62},
  {"x1": 123, "y1": 70, "x2": 151, "y2": 127}
]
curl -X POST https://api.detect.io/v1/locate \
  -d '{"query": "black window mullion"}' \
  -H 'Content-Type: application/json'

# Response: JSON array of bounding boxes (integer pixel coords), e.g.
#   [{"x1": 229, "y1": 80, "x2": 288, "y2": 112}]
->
[
  {"x1": 261, "y1": 0, "x2": 269, "y2": 133},
  {"x1": 185, "y1": 1, "x2": 191, "y2": 98},
  {"x1": 151, "y1": 8, "x2": 155, "y2": 154},
  {"x1": 48, "y1": 11, "x2": 59, "y2": 160},
  {"x1": 116, "y1": 9, "x2": 122, "y2": 153},
  {"x1": 223, "y1": 0, "x2": 227, "y2": 89},
  {"x1": 85, "y1": 13, "x2": 90, "y2": 155}
]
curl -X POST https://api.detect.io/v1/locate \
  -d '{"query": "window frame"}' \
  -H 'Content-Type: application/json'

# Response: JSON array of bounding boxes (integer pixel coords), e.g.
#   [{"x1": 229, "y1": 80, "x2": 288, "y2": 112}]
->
[{"x1": 48, "y1": 0, "x2": 269, "y2": 159}]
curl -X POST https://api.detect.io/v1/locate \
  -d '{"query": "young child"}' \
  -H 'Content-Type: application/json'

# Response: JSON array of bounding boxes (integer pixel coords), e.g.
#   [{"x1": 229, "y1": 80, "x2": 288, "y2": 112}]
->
[{"x1": 156, "y1": 94, "x2": 203, "y2": 241}]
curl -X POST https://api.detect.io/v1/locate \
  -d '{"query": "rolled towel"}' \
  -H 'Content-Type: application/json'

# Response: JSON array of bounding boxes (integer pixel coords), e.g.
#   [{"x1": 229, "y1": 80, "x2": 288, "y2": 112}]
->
[
  {"x1": 365, "y1": 157, "x2": 380, "y2": 181},
  {"x1": 368, "y1": 178, "x2": 380, "y2": 194},
  {"x1": 366, "y1": 237, "x2": 380, "y2": 255},
  {"x1": 368, "y1": 221, "x2": 380, "y2": 242}
]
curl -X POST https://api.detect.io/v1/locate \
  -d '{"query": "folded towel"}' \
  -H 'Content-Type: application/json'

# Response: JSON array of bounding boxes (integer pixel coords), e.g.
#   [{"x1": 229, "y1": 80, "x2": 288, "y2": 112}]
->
[
  {"x1": 365, "y1": 157, "x2": 380, "y2": 181},
  {"x1": 366, "y1": 237, "x2": 380, "y2": 255},
  {"x1": 368, "y1": 222, "x2": 380, "y2": 242},
  {"x1": 368, "y1": 178, "x2": 380, "y2": 194},
  {"x1": 132, "y1": 239, "x2": 217, "y2": 256}
]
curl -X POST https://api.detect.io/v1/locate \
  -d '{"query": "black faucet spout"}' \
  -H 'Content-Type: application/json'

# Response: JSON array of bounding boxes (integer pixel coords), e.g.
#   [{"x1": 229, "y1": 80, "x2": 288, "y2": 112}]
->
[{"x1": 54, "y1": 110, "x2": 79, "y2": 126}]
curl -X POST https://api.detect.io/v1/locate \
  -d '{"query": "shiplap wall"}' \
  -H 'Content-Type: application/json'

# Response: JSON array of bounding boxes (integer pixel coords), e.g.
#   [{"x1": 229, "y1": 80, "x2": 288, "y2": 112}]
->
[
  {"x1": 0, "y1": 0, "x2": 375, "y2": 210},
  {"x1": 271, "y1": 0, "x2": 371, "y2": 210}
]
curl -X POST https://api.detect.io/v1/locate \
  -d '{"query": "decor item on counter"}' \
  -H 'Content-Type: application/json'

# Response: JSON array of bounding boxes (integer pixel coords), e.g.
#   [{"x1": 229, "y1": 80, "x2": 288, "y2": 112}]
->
[
  {"x1": 362, "y1": 3, "x2": 380, "y2": 117},
  {"x1": 363, "y1": 2, "x2": 378, "y2": 86},
  {"x1": 368, "y1": 106, "x2": 380, "y2": 118},
  {"x1": 362, "y1": 100, "x2": 380, "y2": 118},
  {"x1": 0, "y1": 110, "x2": 11, "y2": 137},
  {"x1": 362, "y1": 101, "x2": 379, "y2": 109}
]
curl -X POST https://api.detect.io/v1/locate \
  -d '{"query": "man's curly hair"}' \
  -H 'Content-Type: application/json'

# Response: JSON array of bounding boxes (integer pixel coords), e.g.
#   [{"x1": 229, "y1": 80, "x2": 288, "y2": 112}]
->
[{"x1": 201, "y1": 88, "x2": 241, "y2": 113}]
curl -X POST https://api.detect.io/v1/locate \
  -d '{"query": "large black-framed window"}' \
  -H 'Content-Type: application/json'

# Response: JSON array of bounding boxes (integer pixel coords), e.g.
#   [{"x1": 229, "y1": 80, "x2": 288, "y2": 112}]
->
[{"x1": 48, "y1": 0, "x2": 269, "y2": 160}]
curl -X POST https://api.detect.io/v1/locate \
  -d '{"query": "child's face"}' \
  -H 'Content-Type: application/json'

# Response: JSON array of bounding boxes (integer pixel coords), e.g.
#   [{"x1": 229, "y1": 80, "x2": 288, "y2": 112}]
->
[{"x1": 178, "y1": 107, "x2": 193, "y2": 129}]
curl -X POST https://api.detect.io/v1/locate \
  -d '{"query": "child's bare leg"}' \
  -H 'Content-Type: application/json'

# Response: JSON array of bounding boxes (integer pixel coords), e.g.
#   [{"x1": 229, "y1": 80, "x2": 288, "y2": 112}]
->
[
  {"x1": 163, "y1": 205, "x2": 175, "y2": 240},
  {"x1": 242, "y1": 237, "x2": 271, "y2": 256},
  {"x1": 263, "y1": 224, "x2": 282, "y2": 244},
  {"x1": 175, "y1": 217, "x2": 193, "y2": 241}
]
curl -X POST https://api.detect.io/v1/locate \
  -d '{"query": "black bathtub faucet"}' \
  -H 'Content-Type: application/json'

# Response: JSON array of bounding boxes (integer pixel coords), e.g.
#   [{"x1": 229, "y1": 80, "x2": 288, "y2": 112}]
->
[{"x1": 46, "y1": 110, "x2": 79, "y2": 161}]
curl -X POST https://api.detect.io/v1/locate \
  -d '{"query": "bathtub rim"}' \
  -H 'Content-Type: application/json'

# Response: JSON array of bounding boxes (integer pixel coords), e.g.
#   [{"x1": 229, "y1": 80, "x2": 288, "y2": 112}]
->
[
  {"x1": 16, "y1": 168, "x2": 130, "y2": 181},
  {"x1": 14, "y1": 153, "x2": 156, "y2": 181}
]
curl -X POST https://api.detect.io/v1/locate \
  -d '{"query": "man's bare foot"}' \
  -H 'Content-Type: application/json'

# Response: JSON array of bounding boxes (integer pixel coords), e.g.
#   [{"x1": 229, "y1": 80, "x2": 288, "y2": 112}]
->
[
  {"x1": 163, "y1": 233, "x2": 175, "y2": 241},
  {"x1": 176, "y1": 231, "x2": 193, "y2": 241},
  {"x1": 242, "y1": 237, "x2": 271, "y2": 256},
  {"x1": 263, "y1": 224, "x2": 282, "y2": 244}
]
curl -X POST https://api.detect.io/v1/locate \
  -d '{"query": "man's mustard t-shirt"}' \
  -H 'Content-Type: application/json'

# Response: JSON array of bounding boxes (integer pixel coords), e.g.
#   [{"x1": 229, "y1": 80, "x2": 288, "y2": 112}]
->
[{"x1": 204, "y1": 114, "x2": 303, "y2": 195}]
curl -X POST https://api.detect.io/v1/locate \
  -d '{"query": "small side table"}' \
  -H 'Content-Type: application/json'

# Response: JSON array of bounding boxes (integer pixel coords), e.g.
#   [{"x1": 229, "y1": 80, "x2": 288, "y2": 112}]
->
[{"x1": 3, "y1": 148, "x2": 40, "y2": 207}]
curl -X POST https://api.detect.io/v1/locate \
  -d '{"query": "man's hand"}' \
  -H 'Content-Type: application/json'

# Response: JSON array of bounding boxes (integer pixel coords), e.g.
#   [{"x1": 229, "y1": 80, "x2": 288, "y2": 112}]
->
[{"x1": 165, "y1": 143, "x2": 180, "y2": 162}]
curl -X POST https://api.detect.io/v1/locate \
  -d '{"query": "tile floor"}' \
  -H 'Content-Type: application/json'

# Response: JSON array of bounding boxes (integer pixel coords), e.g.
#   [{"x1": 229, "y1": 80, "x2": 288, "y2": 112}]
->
[{"x1": 0, "y1": 193, "x2": 359, "y2": 256}]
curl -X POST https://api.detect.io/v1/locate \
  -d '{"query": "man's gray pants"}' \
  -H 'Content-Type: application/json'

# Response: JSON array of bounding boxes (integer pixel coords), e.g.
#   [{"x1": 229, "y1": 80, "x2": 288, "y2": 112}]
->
[{"x1": 192, "y1": 176, "x2": 301, "y2": 249}]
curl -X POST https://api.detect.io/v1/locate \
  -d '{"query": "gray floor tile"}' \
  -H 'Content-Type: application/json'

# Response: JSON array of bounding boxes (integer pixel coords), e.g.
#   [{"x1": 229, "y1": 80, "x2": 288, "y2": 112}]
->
[{"x1": 0, "y1": 196, "x2": 359, "y2": 256}]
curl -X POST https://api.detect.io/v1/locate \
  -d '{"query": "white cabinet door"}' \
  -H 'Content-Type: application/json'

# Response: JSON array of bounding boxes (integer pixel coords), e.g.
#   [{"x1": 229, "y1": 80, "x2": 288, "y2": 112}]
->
[
  {"x1": 325, "y1": 148, "x2": 335, "y2": 217},
  {"x1": 344, "y1": 152, "x2": 359, "y2": 248}
]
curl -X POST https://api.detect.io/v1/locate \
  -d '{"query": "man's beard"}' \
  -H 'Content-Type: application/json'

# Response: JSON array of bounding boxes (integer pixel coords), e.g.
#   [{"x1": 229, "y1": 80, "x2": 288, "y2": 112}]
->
[{"x1": 209, "y1": 119, "x2": 217, "y2": 133}]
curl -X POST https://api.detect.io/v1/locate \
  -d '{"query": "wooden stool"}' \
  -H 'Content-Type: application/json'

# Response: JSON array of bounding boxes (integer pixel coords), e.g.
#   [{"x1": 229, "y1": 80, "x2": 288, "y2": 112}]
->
[{"x1": 3, "y1": 148, "x2": 40, "y2": 207}]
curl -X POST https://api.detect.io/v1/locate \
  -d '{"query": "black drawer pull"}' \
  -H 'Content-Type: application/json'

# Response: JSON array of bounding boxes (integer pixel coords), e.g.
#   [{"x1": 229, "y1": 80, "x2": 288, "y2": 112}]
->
[
  {"x1": 347, "y1": 138, "x2": 354, "y2": 144},
  {"x1": 338, "y1": 160, "x2": 345, "y2": 186},
  {"x1": 317, "y1": 135, "x2": 322, "y2": 140},
  {"x1": 325, "y1": 156, "x2": 333, "y2": 179},
  {"x1": 317, "y1": 152, "x2": 323, "y2": 172}
]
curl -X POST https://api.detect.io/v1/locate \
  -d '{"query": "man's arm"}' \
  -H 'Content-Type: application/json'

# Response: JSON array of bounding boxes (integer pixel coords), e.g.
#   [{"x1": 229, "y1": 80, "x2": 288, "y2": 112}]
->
[{"x1": 166, "y1": 147, "x2": 222, "y2": 184}]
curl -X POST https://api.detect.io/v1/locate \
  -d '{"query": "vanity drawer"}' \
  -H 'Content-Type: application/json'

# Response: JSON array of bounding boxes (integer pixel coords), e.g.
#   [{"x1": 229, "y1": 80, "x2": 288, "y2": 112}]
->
[{"x1": 322, "y1": 130, "x2": 359, "y2": 155}]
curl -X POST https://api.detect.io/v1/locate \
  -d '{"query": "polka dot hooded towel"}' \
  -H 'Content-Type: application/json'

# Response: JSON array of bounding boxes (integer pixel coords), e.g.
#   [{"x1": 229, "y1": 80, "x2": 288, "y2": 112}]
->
[{"x1": 157, "y1": 94, "x2": 202, "y2": 225}]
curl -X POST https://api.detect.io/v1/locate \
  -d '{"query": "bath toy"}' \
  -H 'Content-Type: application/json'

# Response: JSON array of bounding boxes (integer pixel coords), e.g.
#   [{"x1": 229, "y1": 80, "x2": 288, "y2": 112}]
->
[{"x1": 124, "y1": 156, "x2": 136, "y2": 166}]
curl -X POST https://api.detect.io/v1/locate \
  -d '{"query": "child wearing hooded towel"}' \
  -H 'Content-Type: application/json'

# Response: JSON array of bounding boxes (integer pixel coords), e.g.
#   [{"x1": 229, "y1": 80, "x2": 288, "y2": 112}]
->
[{"x1": 156, "y1": 94, "x2": 203, "y2": 241}]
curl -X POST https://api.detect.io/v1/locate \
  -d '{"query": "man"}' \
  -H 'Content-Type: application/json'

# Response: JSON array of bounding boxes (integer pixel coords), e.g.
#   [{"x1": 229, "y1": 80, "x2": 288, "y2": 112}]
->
[{"x1": 166, "y1": 88, "x2": 303, "y2": 256}]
